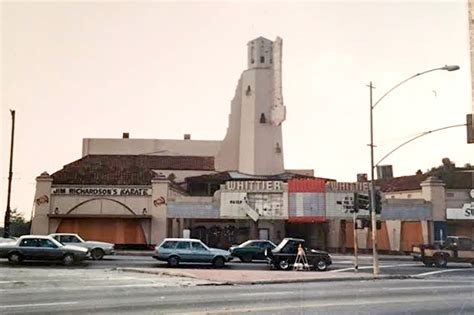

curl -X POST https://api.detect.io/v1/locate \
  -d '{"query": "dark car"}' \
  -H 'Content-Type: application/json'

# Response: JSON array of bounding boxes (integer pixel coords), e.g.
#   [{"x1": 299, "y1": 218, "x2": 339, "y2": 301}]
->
[
  {"x1": 265, "y1": 237, "x2": 332, "y2": 271},
  {"x1": 0, "y1": 235, "x2": 89, "y2": 265},
  {"x1": 229, "y1": 240, "x2": 277, "y2": 262}
]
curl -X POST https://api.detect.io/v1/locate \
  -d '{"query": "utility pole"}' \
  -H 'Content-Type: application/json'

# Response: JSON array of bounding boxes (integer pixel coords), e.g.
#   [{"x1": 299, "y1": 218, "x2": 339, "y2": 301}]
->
[
  {"x1": 369, "y1": 82, "x2": 380, "y2": 276},
  {"x1": 3, "y1": 110, "x2": 15, "y2": 238}
]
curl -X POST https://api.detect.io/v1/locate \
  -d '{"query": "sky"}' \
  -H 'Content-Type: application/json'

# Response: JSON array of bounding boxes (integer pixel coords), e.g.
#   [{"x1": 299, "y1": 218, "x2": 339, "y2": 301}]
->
[{"x1": 1, "y1": 0, "x2": 473, "y2": 222}]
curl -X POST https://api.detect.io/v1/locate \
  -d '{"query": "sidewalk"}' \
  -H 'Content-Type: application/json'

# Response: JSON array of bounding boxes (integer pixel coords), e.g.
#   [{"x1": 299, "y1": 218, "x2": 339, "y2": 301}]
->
[
  {"x1": 331, "y1": 253, "x2": 413, "y2": 262},
  {"x1": 117, "y1": 267, "x2": 410, "y2": 285}
]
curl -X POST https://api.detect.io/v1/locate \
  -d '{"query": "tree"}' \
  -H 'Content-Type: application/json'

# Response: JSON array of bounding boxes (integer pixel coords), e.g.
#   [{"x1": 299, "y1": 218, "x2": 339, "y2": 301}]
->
[{"x1": 9, "y1": 208, "x2": 30, "y2": 237}]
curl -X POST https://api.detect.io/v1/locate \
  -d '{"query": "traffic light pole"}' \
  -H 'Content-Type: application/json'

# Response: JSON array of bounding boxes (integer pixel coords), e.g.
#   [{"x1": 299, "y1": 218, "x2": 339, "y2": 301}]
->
[
  {"x1": 367, "y1": 65, "x2": 458, "y2": 277},
  {"x1": 369, "y1": 82, "x2": 380, "y2": 276}
]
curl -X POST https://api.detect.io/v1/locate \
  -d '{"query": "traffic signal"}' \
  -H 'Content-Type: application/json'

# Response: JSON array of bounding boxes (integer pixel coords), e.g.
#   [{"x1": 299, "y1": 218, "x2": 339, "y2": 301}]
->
[
  {"x1": 374, "y1": 190, "x2": 382, "y2": 214},
  {"x1": 367, "y1": 219, "x2": 382, "y2": 230},
  {"x1": 353, "y1": 192, "x2": 370, "y2": 212},
  {"x1": 353, "y1": 193, "x2": 359, "y2": 213}
]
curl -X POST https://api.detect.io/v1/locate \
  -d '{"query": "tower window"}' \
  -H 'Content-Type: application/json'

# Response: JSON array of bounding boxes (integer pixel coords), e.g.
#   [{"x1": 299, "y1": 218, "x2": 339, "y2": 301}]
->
[
  {"x1": 260, "y1": 56, "x2": 265, "y2": 63},
  {"x1": 246, "y1": 85, "x2": 251, "y2": 96},
  {"x1": 275, "y1": 143, "x2": 282, "y2": 153},
  {"x1": 260, "y1": 113, "x2": 266, "y2": 123}
]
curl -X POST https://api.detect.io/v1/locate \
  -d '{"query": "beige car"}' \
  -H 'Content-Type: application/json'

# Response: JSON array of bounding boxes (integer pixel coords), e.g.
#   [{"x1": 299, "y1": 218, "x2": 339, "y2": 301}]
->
[
  {"x1": 412, "y1": 236, "x2": 474, "y2": 268},
  {"x1": 49, "y1": 233, "x2": 115, "y2": 260}
]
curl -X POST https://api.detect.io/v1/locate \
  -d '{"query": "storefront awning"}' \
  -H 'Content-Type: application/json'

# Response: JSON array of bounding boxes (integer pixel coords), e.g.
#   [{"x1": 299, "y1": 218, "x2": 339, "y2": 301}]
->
[{"x1": 48, "y1": 214, "x2": 152, "y2": 219}]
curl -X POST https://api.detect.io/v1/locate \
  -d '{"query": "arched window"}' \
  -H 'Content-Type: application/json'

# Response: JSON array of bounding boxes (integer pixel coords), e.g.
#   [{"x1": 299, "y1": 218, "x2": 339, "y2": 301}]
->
[{"x1": 260, "y1": 56, "x2": 265, "y2": 63}]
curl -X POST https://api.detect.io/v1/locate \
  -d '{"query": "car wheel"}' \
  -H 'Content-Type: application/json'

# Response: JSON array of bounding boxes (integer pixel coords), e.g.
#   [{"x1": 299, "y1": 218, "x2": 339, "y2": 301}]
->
[
  {"x1": 434, "y1": 254, "x2": 448, "y2": 268},
  {"x1": 422, "y1": 259, "x2": 433, "y2": 267},
  {"x1": 212, "y1": 256, "x2": 225, "y2": 268},
  {"x1": 63, "y1": 254, "x2": 75, "y2": 266},
  {"x1": 90, "y1": 248, "x2": 104, "y2": 260},
  {"x1": 278, "y1": 259, "x2": 290, "y2": 271},
  {"x1": 168, "y1": 256, "x2": 180, "y2": 268},
  {"x1": 8, "y1": 252, "x2": 23, "y2": 264},
  {"x1": 314, "y1": 259, "x2": 328, "y2": 272},
  {"x1": 241, "y1": 253, "x2": 252, "y2": 263}
]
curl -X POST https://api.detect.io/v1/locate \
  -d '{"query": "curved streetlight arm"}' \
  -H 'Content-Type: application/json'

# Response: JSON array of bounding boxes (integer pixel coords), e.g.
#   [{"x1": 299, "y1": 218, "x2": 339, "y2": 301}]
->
[
  {"x1": 375, "y1": 123, "x2": 466, "y2": 167},
  {"x1": 372, "y1": 65, "x2": 460, "y2": 110}
]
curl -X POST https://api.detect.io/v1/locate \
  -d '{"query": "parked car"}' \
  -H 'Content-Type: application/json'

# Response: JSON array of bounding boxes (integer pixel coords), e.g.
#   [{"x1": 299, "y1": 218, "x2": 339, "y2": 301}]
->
[
  {"x1": 49, "y1": 233, "x2": 115, "y2": 260},
  {"x1": 0, "y1": 235, "x2": 88, "y2": 265},
  {"x1": 153, "y1": 238, "x2": 231, "y2": 268},
  {"x1": 412, "y1": 236, "x2": 474, "y2": 267},
  {"x1": 229, "y1": 240, "x2": 277, "y2": 262},
  {"x1": 265, "y1": 237, "x2": 332, "y2": 271}
]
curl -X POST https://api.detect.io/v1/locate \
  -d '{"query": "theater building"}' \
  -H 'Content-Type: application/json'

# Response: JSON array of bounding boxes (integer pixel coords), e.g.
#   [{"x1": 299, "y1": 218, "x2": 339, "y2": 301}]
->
[{"x1": 30, "y1": 35, "x2": 471, "y2": 251}]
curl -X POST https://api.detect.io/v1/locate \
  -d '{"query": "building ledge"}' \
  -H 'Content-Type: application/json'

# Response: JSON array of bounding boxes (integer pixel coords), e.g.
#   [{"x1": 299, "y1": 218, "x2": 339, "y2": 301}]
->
[{"x1": 47, "y1": 214, "x2": 152, "y2": 219}]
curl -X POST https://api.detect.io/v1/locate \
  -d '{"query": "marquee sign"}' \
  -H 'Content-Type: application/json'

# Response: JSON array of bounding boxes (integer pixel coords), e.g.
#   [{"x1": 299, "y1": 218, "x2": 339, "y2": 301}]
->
[
  {"x1": 325, "y1": 181, "x2": 370, "y2": 192},
  {"x1": 52, "y1": 186, "x2": 152, "y2": 196},
  {"x1": 224, "y1": 181, "x2": 283, "y2": 192},
  {"x1": 220, "y1": 181, "x2": 287, "y2": 219}
]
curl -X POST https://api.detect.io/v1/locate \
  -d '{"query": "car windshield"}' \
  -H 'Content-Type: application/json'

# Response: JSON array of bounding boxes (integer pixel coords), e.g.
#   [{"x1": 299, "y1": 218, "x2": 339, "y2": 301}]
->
[{"x1": 49, "y1": 237, "x2": 64, "y2": 247}]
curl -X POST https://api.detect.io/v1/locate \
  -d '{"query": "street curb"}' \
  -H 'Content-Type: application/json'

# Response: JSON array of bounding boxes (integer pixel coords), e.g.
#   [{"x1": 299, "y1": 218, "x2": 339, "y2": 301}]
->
[
  {"x1": 114, "y1": 252, "x2": 414, "y2": 262},
  {"x1": 113, "y1": 267, "x2": 200, "y2": 279},
  {"x1": 114, "y1": 267, "x2": 414, "y2": 286}
]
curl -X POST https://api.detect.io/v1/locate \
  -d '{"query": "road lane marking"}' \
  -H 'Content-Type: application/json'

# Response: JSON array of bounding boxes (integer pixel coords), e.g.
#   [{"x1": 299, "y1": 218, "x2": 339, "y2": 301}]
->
[
  {"x1": 415, "y1": 268, "x2": 472, "y2": 277},
  {"x1": 172, "y1": 296, "x2": 471, "y2": 314},
  {"x1": 330, "y1": 263, "x2": 419, "y2": 272},
  {"x1": 0, "y1": 277, "x2": 137, "y2": 284},
  {"x1": 0, "y1": 301, "x2": 79, "y2": 309},
  {"x1": 238, "y1": 291, "x2": 294, "y2": 296},
  {"x1": 0, "y1": 282, "x2": 185, "y2": 293}
]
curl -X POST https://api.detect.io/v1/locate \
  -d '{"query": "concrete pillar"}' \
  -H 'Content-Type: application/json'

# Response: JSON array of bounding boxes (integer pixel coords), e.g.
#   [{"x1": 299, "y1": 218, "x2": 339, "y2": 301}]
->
[
  {"x1": 421, "y1": 176, "x2": 446, "y2": 243},
  {"x1": 386, "y1": 220, "x2": 401, "y2": 251},
  {"x1": 30, "y1": 172, "x2": 53, "y2": 235},
  {"x1": 151, "y1": 177, "x2": 170, "y2": 245},
  {"x1": 326, "y1": 219, "x2": 338, "y2": 251}
]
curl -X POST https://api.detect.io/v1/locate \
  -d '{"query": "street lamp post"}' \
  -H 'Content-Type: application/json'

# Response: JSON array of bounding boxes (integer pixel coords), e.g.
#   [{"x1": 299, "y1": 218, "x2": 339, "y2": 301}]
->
[{"x1": 368, "y1": 65, "x2": 459, "y2": 276}]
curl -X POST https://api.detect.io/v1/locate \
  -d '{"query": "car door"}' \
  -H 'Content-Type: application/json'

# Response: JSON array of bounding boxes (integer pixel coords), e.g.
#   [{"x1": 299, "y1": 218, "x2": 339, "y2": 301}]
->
[
  {"x1": 191, "y1": 241, "x2": 212, "y2": 262},
  {"x1": 457, "y1": 238, "x2": 473, "y2": 262},
  {"x1": 18, "y1": 238, "x2": 39, "y2": 259},
  {"x1": 246, "y1": 241, "x2": 263, "y2": 259},
  {"x1": 175, "y1": 241, "x2": 192, "y2": 262},
  {"x1": 38, "y1": 238, "x2": 62, "y2": 260}
]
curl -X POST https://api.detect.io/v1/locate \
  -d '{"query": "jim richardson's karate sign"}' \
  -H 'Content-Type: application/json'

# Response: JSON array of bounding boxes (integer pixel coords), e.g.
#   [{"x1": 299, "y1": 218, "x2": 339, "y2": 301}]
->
[{"x1": 51, "y1": 186, "x2": 152, "y2": 196}]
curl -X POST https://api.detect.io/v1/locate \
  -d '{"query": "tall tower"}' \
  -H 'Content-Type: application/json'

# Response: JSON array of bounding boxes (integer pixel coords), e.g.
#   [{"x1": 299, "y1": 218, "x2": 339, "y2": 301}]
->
[{"x1": 215, "y1": 37, "x2": 286, "y2": 175}]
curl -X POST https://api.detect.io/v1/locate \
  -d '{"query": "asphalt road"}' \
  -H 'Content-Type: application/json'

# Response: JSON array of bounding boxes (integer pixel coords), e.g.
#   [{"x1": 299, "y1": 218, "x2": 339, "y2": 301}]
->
[{"x1": 1, "y1": 269, "x2": 472, "y2": 314}]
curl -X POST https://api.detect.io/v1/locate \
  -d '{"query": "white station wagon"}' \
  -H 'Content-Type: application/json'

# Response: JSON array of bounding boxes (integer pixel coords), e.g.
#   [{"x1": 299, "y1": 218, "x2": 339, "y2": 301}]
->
[{"x1": 153, "y1": 238, "x2": 231, "y2": 268}]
